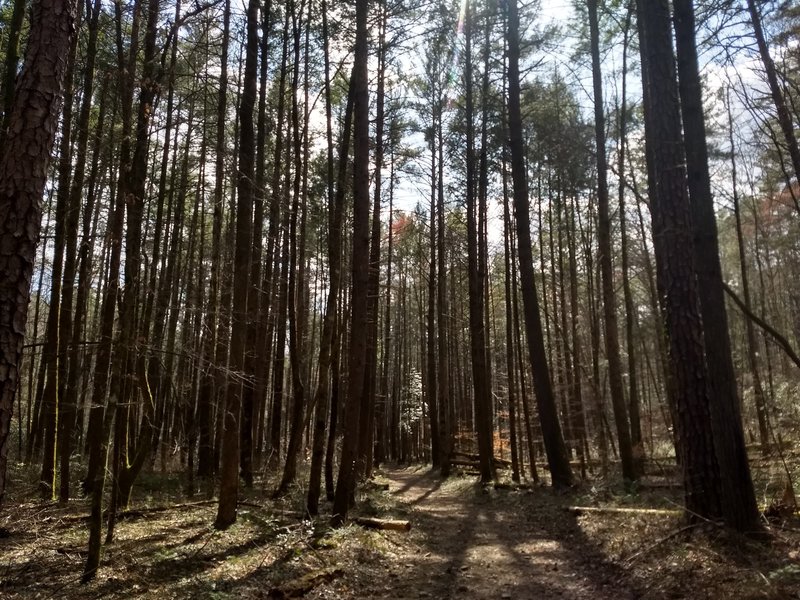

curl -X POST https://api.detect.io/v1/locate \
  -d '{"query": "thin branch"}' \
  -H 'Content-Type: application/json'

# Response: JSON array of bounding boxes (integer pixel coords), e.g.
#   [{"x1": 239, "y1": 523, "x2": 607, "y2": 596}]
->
[{"x1": 723, "y1": 282, "x2": 800, "y2": 370}]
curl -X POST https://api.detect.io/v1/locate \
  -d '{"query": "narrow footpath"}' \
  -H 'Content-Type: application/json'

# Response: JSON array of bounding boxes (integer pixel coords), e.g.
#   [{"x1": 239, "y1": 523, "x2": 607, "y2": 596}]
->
[{"x1": 353, "y1": 467, "x2": 636, "y2": 600}]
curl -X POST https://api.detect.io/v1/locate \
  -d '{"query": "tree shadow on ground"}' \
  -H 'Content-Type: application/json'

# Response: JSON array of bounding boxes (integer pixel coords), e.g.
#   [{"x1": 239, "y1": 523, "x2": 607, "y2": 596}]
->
[{"x1": 376, "y1": 467, "x2": 638, "y2": 599}]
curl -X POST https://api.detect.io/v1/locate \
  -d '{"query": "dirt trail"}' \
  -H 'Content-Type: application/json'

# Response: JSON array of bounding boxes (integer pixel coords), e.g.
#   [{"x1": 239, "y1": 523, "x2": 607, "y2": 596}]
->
[{"x1": 362, "y1": 467, "x2": 635, "y2": 600}]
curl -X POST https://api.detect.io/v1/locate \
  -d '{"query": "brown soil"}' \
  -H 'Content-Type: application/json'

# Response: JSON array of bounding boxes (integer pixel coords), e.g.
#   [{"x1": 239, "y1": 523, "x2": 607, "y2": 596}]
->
[
  {"x1": 1, "y1": 464, "x2": 799, "y2": 599},
  {"x1": 324, "y1": 466, "x2": 800, "y2": 599},
  {"x1": 341, "y1": 466, "x2": 634, "y2": 599}
]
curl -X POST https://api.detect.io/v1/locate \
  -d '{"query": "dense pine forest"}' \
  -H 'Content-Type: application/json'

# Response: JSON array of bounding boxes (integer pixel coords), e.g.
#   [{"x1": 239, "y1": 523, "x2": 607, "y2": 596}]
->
[{"x1": 1, "y1": 0, "x2": 800, "y2": 597}]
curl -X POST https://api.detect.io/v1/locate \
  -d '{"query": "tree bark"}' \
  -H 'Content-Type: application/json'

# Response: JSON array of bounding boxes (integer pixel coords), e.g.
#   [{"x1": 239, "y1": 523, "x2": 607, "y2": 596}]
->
[
  {"x1": 0, "y1": 0, "x2": 27, "y2": 158},
  {"x1": 0, "y1": 0, "x2": 78, "y2": 503},
  {"x1": 216, "y1": 0, "x2": 259, "y2": 530},
  {"x1": 672, "y1": 0, "x2": 761, "y2": 533},
  {"x1": 636, "y1": 0, "x2": 721, "y2": 522},
  {"x1": 332, "y1": 0, "x2": 371, "y2": 524}
]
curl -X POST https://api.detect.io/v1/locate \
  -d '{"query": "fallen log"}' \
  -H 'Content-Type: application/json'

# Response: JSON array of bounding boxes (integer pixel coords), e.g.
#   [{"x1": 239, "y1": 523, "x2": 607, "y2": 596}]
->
[
  {"x1": 452, "y1": 451, "x2": 512, "y2": 467},
  {"x1": 268, "y1": 567, "x2": 344, "y2": 598},
  {"x1": 494, "y1": 482, "x2": 531, "y2": 491},
  {"x1": 461, "y1": 470, "x2": 481, "y2": 477},
  {"x1": 565, "y1": 506, "x2": 682, "y2": 516},
  {"x1": 624, "y1": 523, "x2": 702, "y2": 565},
  {"x1": 117, "y1": 500, "x2": 217, "y2": 520},
  {"x1": 354, "y1": 517, "x2": 411, "y2": 532},
  {"x1": 363, "y1": 481, "x2": 390, "y2": 491},
  {"x1": 639, "y1": 481, "x2": 682, "y2": 490},
  {"x1": 451, "y1": 459, "x2": 480, "y2": 468}
]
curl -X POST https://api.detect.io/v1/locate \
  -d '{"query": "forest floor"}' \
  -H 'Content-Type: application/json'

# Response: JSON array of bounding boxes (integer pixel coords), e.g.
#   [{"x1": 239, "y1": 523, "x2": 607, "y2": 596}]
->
[{"x1": 2, "y1": 463, "x2": 800, "y2": 598}]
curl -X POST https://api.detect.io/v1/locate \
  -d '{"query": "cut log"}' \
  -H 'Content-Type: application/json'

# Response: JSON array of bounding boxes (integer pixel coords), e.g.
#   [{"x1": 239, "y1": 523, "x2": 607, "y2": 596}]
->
[
  {"x1": 354, "y1": 517, "x2": 411, "y2": 532},
  {"x1": 565, "y1": 506, "x2": 682, "y2": 516},
  {"x1": 268, "y1": 567, "x2": 344, "y2": 598}
]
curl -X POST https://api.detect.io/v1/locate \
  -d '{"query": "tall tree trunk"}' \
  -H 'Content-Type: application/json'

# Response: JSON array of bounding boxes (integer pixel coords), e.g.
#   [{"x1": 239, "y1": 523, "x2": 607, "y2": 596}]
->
[
  {"x1": 250, "y1": 0, "x2": 274, "y2": 474},
  {"x1": 426, "y1": 61, "x2": 439, "y2": 470},
  {"x1": 726, "y1": 86, "x2": 770, "y2": 456},
  {"x1": 502, "y1": 147, "x2": 521, "y2": 483},
  {"x1": 672, "y1": 0, "x2": 761, "y2": 533},
  {"x1": 464, "y1": 0, "x2": 495, "y2": 483},
  {"x1": 436, "y1": 92, "x2": 452, "y2": 477},
  {"x1": 332, "y1": 0, "x2": 370, "y2": 525},
  {"x1": 588, "y1": 0, "x2": 637, "y2": 483},
  {"x1": 73, "y1": 71, "x2": 109, "y2": 485},
  {"x1": 0, "y1": 0, "x2": 78, "y2": 505},
  {"x1": 511, "y1": 217, "x2": 539, "y2": 482},
  {"x1": 106, "y1": 0, "x2": 172, "y2": 532},
  {"x1": 57, "y1": 0, "x2": 103, "y2": 503},
  {"x1": 616, "y1": 4, "x2": 644, "y2": 470},
  {"x1": 38, "y1": 19, "x2": 79, "y2": 498},
  {"x1": 216, "y1": 0, "x2": 259, "y2": 530},
  {"x1": 360, "y1": 0, "x2": 387, "y2": 479},
  {"x1": 240, "y1": 0, "x2": 273, "y2": 488},
  {"x1": 269, "y1": 146, "x2": 292, "y2": 472},
  {"x1": 197, "y1": 0, "x2": 231, "y2": 481},
  {"x1": 636, "y1": 0, "x2": 721, "y2": 522},
  {"x1": 83, "y1": 0, "x2": 145, "y2": 575},
  {"x1": 277, "y1": 0, "x2": 310, "y2": 495},
  {"x1": 82, "y1": 4, "x2": 137, "y2": 561},
  {"x1": 567, "y1": 194, "x2": 588, "y2": 476},
  {"x1": 378, "y1": 145, "x2": 397, "y2": 468},
  {"x1": 307, "y1": 10, "x2": 352, "y2": 513},
  {"x1": 266, "y1": 7, "x2": 292, "y2": 472},
  {"x1": 506, "y1": 0, "x2": 572, "y2": 488}
]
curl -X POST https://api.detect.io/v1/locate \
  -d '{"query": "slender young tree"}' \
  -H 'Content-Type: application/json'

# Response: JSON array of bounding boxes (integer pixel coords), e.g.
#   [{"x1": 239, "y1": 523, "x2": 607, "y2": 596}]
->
[
  {"x1": 360, "y1": 0, "x2": 389, "y2": 479},
  {"x1": 83, "y1": 0, "x2": 144, "y2": 572},
  {"x1": 426, "y1": 61, "x2": 440, "y2": 470},
  {"x1": 615, "y1": 2, "x2": 644, "y2": 469},
  {"x1": 38, "y1": 17, "x2": 79, "y2": 498},
  {"x1": 436, "y1": 91, "x2": 452, "y2": 477},
  {"x1": 266, "y1": 6, "x2": 293, "y2": 472},
  {"x1": 464, "y1": 0, "x2": 495, "y2": 483},
  {"x1": 726, "y1": 86, "x2": 769, "y2": 457},
  {"x1": 307, "y1": 17, "x2": 353, "y2": 515},
  {"x1": 58, "y1": 0, "x2": 103, "y2": 503},
  {"x1": 197, "y1": 0, "x2": 232, "y2": 480},
  {"x1": 502, "y1": 154, "x2": 521, "y2": 483},
  {"x1": 332, "y1": 0, "x2": 371, "y2": 526},
  {"x1": 746, "y1": 0, "x2": 800, "y2": 189},
  {"x1": 588, "y1": 0, "x2": 637, "y2": 483},
  {"x1": 277, "y1": 0, "x2": 310, "y2": 496},
  {"x1": 240, "y1": 0, "x2": 273, "y2": 488},
  {"x1": 216, "y1": 0, "x2": 259, "y2": 530}
]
